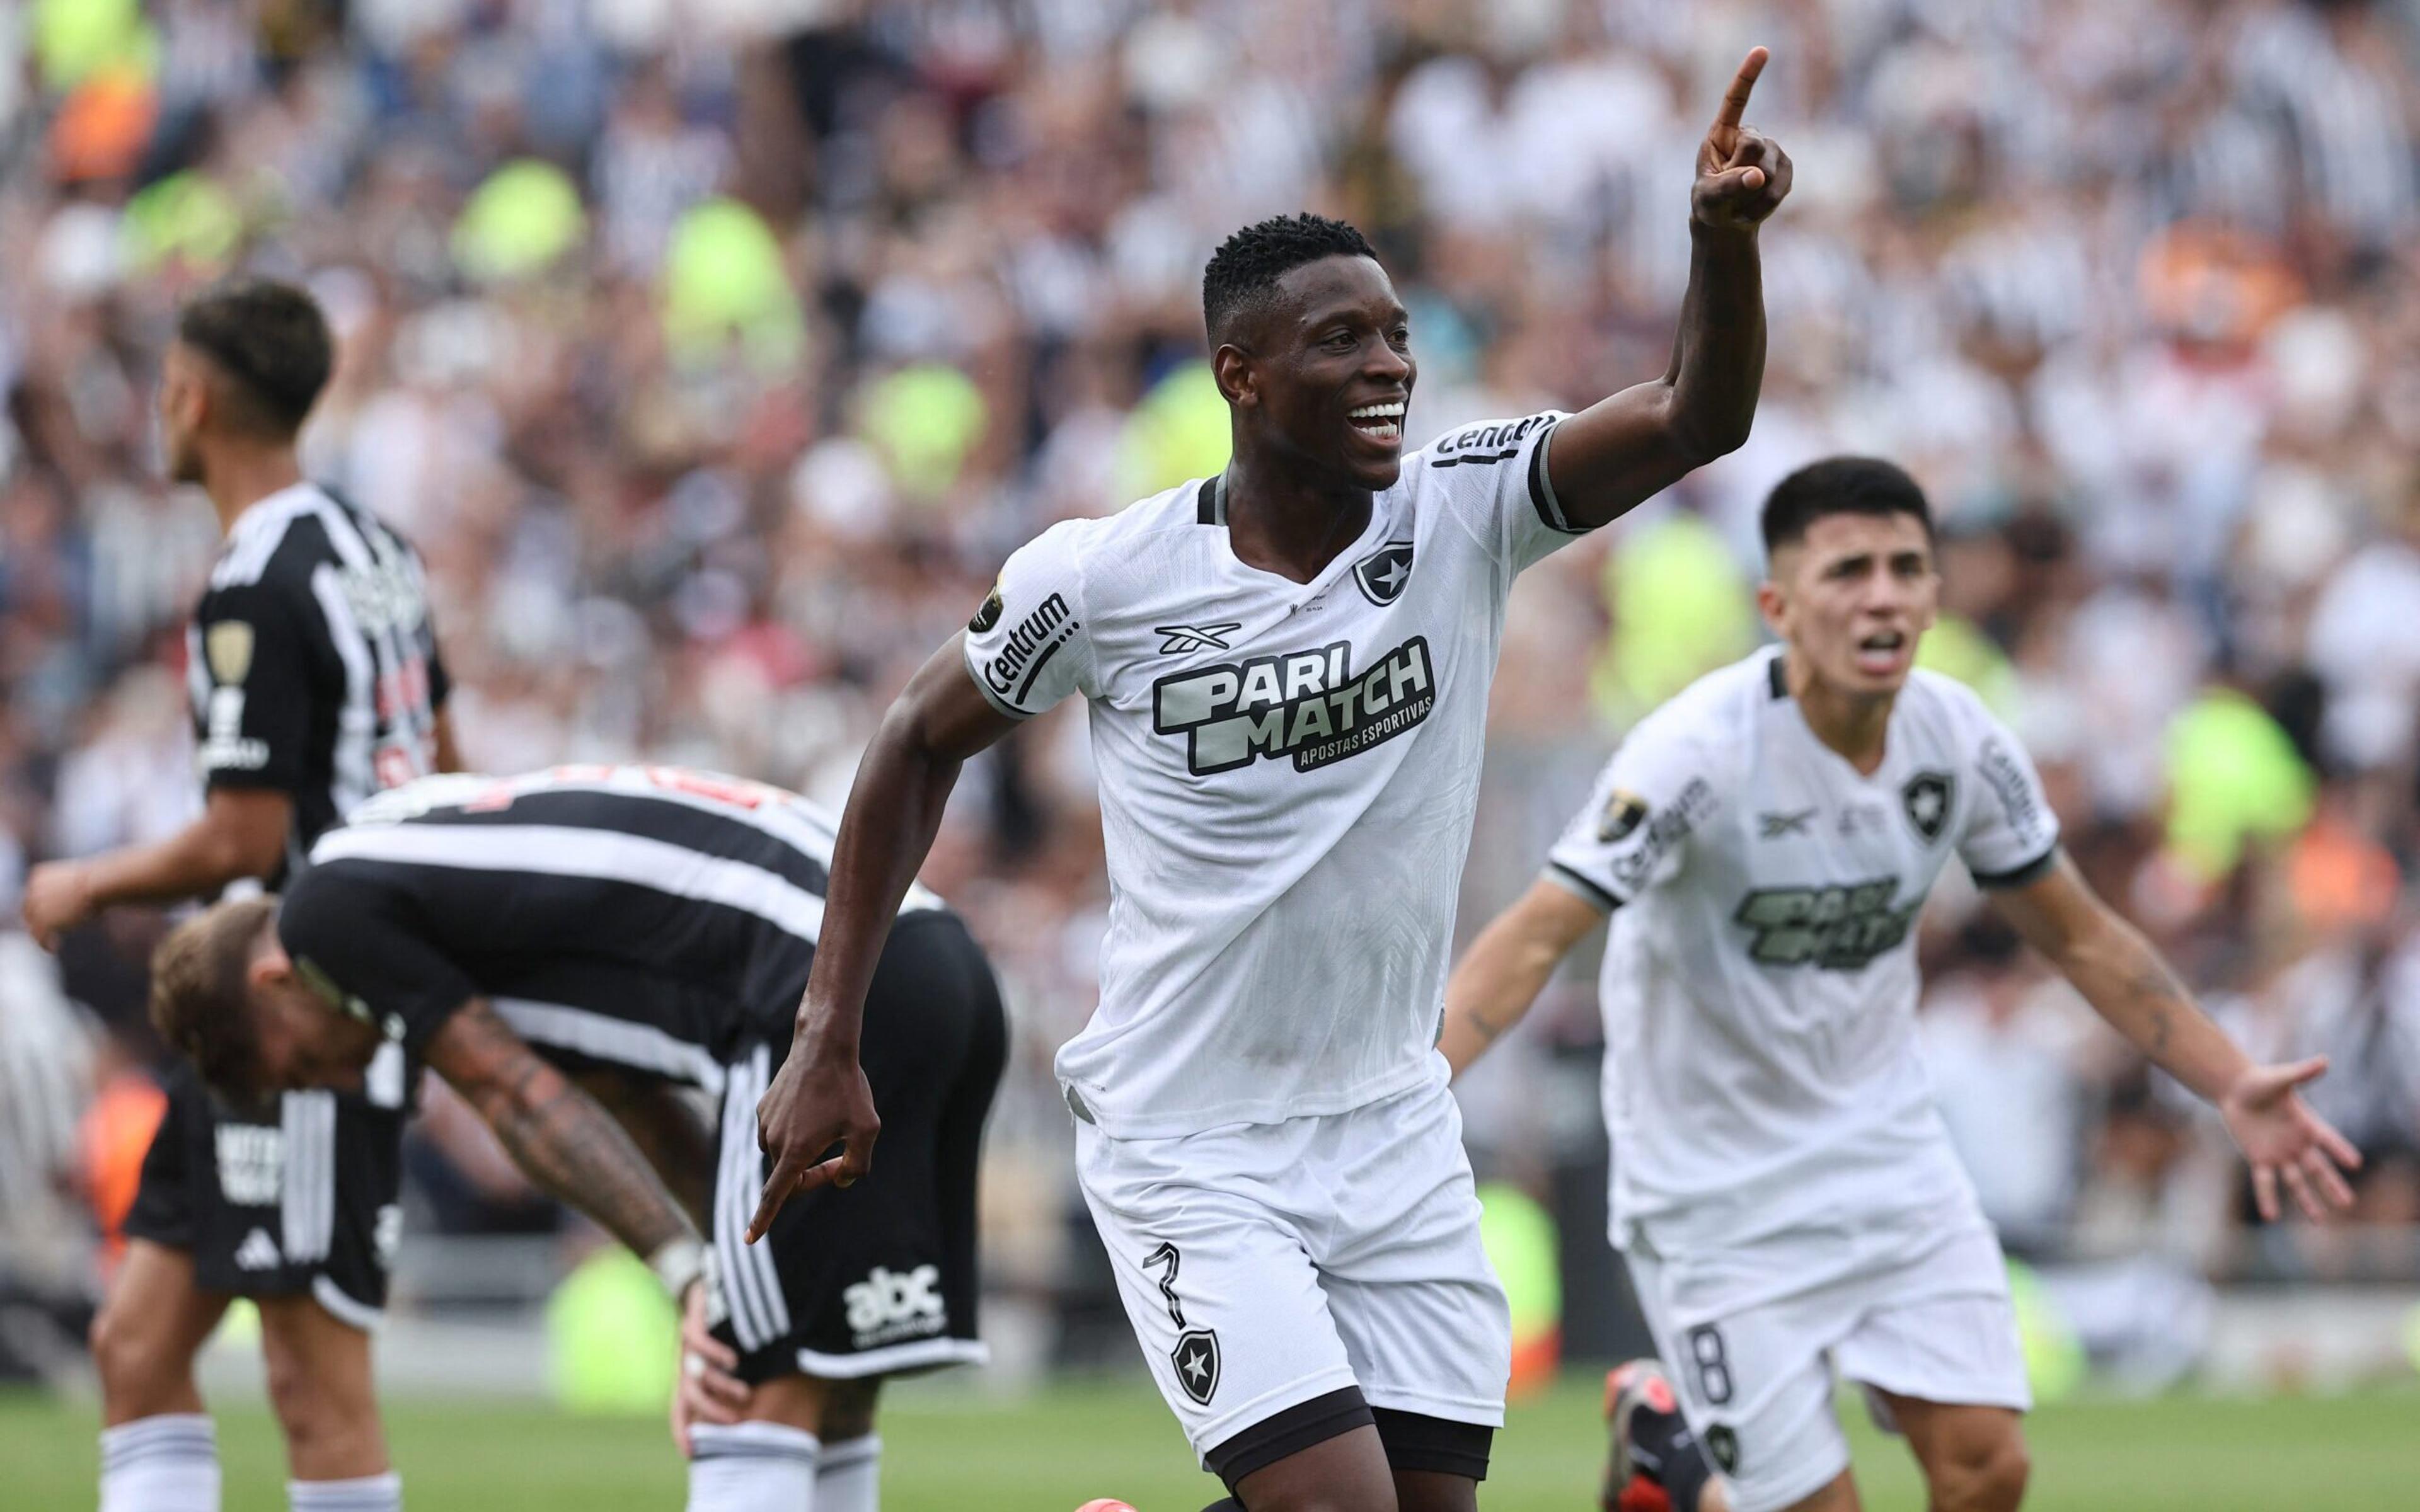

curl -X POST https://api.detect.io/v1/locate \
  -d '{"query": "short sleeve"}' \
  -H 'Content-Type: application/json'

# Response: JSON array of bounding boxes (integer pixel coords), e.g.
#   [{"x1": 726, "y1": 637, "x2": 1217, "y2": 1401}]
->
[
  {"x1": 962, "y1": 518, "x2": 1093, "y2": 718},
  {"x1": 191, "y1": 582, "x2": 320, "y2": 793},
  {"x1": 1415, "y1": 410, "x2": 1581, "y2": 576},
  {"x1": 1959, "y1": 713, "x2": 2061, "y2": 888},
  {"x1": 1544, "y1": 719, "x2": 1722, "y2": 912},
  {"x1": 279, "y1": 864, "x2": 479, "y2": 1056}
]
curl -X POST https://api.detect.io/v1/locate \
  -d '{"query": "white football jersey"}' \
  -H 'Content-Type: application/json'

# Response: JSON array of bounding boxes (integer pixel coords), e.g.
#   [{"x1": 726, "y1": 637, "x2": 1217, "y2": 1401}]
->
[
  {"x1": 1546, "y1": 648, "x2": 2060, "y2": 1253},
  {"x1": 964, "y1": 411, "x2": 1583, "y2": 1137}
]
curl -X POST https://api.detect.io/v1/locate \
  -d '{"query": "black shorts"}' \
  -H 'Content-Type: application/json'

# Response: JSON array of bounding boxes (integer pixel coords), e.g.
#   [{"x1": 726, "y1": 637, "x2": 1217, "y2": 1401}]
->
[
  {"x1": 708, "y1": 911, "x2": 1006, "y2": 1383},
  {"x1": 123, "y1": 1062, "x2": 408, "y2": 1329}
]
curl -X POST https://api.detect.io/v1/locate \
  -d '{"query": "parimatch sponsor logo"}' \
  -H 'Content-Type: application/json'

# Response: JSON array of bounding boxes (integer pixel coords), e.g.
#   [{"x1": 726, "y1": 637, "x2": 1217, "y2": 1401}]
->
[
  {"x1": 982, "y1": 593, "x2": 1079, "y2": 705},
  {"x1": 1152, "y1": 636, "x2": 1436, "y2": 775},
  {"x1": 1733, "y1": 877, "x2": 1919, "y2": 970}
]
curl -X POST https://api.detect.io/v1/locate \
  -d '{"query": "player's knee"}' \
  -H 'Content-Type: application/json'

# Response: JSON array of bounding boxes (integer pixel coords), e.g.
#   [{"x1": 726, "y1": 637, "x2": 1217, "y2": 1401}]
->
[
  {"x1": 260, "y1": 1329, "x2": 371, "y2": 1455},
  {"x1": 89, "y1": 1300, "x2": 168, "y2": 1407},
  {"x1": 1924, "y1": 1426, "x2": 2028, "y2": 1512}
]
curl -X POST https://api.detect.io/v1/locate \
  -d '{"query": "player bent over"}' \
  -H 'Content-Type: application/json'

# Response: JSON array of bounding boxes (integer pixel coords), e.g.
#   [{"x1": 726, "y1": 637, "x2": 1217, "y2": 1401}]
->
[
  {"x1": 1440, "y1": 457, "x2": 2359, "y2": 1512},
  {"x1": 753, "y1": 49, "x2": 1790, "y2": 1512},
  {"x1": 147, "y1": 765, "x2": 1005, "y2": 1512}
]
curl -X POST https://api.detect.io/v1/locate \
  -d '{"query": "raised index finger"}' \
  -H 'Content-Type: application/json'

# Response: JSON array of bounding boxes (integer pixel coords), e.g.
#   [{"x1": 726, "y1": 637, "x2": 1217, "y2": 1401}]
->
[{"x1": 1714, "y1": 47, "x2": 1770, "y2": 134}]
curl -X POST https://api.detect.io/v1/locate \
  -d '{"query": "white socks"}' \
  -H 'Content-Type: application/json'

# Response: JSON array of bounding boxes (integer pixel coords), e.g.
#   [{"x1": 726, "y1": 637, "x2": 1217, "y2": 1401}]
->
[
  {"x1": 99, "y1": 1415, "x2": 220, "y2": 1512},
  {"x1": 816, "y1": 1435, "x2": 879, "y2": 1512},
  {"x1": 688, "y1": 1423, "x2": 820, "y2": 1512},
  {"x1": 289, "y1": 1473, "x2": 403, "y2": 1511}
]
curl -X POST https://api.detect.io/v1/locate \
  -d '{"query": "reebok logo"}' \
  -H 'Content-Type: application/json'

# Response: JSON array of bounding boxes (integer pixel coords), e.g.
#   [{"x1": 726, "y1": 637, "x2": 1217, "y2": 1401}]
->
[
  {"x1": 1155, "y1": 622, "x2": 1242, "y2": 655},
  {"x1": 1758, "y1": 808, "x2": 1816, "y2": 839},
  {"x1": 843, "y1": 1265, "x2": 945, "y2": 1348},
  {"x1": 234, "y1": 1228, "x2": 282, "y2": 1271},
  {"x1": 1151, "y1": 636, "x2": 1436, "y2": 776},
  {"x1": 982, "y1": 595, "x2": 1079, "y2": 705}
]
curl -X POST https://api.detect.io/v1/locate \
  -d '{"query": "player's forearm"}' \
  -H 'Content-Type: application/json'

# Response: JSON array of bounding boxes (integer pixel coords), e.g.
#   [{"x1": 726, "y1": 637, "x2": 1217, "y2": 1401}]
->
[
  {"x1": 1440, "y1": 922, "x2": 1567, "y2": 1077},
  {"x1": 478, "y1": 1056, "x2": 701, "y2": 1259},
  {"x1": 1661, "y1": 223, "x2": 1766, "y2": 464},
  {"x1": 574, "y1": 1070, "x2": 718, "y2": 1232},
  {"x1": 2056, "y1": 915, "x2": 2249, "y2": 1105},
  {"x1": 795, "y1": 711, "x2": 964, "y2": 1053},
  {"x1": 81, "y1": 814, "x2": 280, "y2": 908}
]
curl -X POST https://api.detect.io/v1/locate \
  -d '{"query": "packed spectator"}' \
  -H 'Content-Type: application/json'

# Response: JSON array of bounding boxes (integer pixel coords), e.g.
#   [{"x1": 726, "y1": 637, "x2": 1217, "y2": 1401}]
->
[{"x1": 4, "y1": 0, "x2": 2419, "y2": 1354}]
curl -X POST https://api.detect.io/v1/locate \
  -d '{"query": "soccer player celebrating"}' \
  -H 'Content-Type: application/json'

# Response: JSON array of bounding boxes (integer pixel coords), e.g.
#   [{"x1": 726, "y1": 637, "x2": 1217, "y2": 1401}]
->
[
  {"x1": 751, "y1": 49, "x2": 1791, "y2": 1512},
  {"x1": 1438, "y1": 457, "x2": 2361, "y2": 1512},
  {"x1": 23, "y1": 280, "x2": 455, "y2": 1512},
  {"x1": 147, "y1": 764, "x2": 1006, "y2": 1512}
]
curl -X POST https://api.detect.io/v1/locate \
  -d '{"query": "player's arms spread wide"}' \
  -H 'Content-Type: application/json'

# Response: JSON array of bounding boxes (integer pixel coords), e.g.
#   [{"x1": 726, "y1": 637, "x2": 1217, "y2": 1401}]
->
[
  {"x1": 426, "y1": 996, "x2": 705, "y2": 1263},
  {"x1": 1439, "y1": 878, "x2": 1606, "y2": 1077},
  {"x1": 21, "y1": 788, "x2": 291, "y2": 949},
  {"x1": 1989, "y1": 851, "x2": 2362, "y2": 1222},
  {"x1": 1543, "y1": 46, "x2": 1791, "y2": 528},
  {"x1": 751, "y1": 635, "x2": 1017, "y2": 1240}
]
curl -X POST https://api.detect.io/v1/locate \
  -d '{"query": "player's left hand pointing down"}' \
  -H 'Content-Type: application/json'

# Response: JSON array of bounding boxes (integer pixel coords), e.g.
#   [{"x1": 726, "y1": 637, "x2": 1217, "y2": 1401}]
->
[
  {"x1": 1693, "y1": 46, "x2": 1792, "y2": 232},
  {"x1": 749, "y1": 1034, "x2": 879, "y2": 1242}
]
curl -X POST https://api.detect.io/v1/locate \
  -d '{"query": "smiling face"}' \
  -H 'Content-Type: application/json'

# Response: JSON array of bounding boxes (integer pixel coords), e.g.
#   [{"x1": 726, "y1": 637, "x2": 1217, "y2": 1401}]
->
[
  {"x1": 1759, "y1": 510, "x2": 1939, "y2": 699},
  {"x1": 1221, "y1": 253, "x2": 1415, "y2": 491}
]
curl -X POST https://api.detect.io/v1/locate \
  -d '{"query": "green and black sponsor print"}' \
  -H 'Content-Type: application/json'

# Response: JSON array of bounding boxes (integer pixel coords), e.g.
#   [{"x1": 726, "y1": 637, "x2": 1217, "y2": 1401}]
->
[
  {"x1": 1733, "y1": 876, "x2": 1920, "y2": 970},
  {"x1": 1151, "y1": 636, "x2": 1436, "y2": 776}
]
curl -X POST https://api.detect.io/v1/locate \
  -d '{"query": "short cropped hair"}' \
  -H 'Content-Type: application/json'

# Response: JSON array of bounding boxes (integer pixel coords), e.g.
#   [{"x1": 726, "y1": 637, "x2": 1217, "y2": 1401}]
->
[
  {"x1": 1760, "y1": 456, "x2": 1936, "y2": 558},
  {"x1": 151, "y1": 897, "x2": 280, "y2": 1100},
  {"x1": 175, "y1": 279, "x2": 335, "y2": 438},
  {"x1": 1201, "y1": 213, "x2": 1378, "y2": 343}
]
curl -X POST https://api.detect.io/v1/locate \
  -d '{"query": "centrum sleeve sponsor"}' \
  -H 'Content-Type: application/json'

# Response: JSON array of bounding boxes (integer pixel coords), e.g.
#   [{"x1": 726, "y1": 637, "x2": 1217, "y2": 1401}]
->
[
  {"x1": 980, "y1": 592, "x2": 1080, "y2": 706},
  {"x1": 1151, "y1": 636, "x2": 1438, "y2": 776}
]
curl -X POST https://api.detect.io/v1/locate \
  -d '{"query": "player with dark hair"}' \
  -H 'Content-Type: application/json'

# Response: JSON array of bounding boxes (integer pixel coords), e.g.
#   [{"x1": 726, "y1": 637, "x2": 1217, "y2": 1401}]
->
[
  {"x1": 753, "y1": 49, "x2": 1791, "y2": 1512},
  {"x1": 1439, "y1": 455, "x2": 2359, "y2": 1512},
  {"x1": 149, "y1": 765, "x2": 1005, "y2": 1512},
  {"x1": 23, "y1": 278, "x2": 456, "y2": 1512}
]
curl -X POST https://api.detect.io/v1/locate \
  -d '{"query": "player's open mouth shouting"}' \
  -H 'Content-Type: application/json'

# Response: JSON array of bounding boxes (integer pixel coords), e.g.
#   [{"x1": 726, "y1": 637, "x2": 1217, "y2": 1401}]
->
[{"x1": 1852, "y1": 627, "x2": 1908, "y2": 679}]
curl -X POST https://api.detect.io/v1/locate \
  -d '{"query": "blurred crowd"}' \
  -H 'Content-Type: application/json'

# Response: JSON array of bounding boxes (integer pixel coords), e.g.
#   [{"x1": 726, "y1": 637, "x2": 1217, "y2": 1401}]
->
[{"x1": 6, "y1": 0, "x2": 2420, "y2": 1375}]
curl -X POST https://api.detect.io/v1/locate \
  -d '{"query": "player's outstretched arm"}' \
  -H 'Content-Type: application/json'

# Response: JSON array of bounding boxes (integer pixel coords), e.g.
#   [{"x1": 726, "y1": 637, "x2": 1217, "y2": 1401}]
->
[
  {"x1": 21, "y1": 787, "x2": 293, "y2": 949},
  {"x1": 1988, "y1": 853, "x2": 2362, "y2": 1222},
  {"x1": 1440, "y1": 878, "x2": 1606, "y2": 1078},
  {"x1": 426, "y1": 1000, "x2": 748, "y2": 1444},
  {"x1": 1543, "y1": 46, "x2": 1790, "y2": 530},
  {"x1": 749, "y1": 635, "x2": 1020, "y2": 1241},
  {"x1": 428, "y1": 999, "x2": 708, "y2": 1263}
]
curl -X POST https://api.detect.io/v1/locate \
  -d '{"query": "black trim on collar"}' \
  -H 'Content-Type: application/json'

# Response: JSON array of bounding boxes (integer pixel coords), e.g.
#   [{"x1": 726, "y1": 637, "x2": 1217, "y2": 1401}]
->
[
  {"x1": 1768, "y1": 655, "x2": 1789, "y2": 700},
  {"x1": 1196, "y1": 476, "x2": 1219, "y2": 525}
]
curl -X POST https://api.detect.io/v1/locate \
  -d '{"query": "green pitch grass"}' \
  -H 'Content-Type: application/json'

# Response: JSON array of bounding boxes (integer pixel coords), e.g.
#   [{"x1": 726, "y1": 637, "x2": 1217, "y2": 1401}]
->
[{"x1": 6, "y1": 1375, "x2": 2414, "y2": 1509}]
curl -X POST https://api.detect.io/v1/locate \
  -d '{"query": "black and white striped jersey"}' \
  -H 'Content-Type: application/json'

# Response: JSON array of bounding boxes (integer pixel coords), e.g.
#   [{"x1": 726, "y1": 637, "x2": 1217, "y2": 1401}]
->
[
  {"x1": 188, "y1": 482, "x2": 449, "y2": 878},
  {"x1": 278, "y1": 765, "x2": 950, "y2": 1082}
]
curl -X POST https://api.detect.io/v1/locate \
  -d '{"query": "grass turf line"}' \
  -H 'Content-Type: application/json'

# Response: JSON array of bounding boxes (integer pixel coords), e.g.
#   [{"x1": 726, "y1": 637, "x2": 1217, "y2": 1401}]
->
[{"x1": 7, "y1": 1376, "x2": 2415, "y2": 1509}]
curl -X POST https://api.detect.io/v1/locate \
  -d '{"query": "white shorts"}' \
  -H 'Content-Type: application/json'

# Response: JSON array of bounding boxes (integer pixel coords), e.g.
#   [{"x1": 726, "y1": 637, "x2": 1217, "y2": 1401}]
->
[
  {"x1": 1623, "y1": 1222, "x2": 2029, "y2": 1512},
  {"x1": 1073, "y1": 1074, "x2": 1510, "y2": 1470}
]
